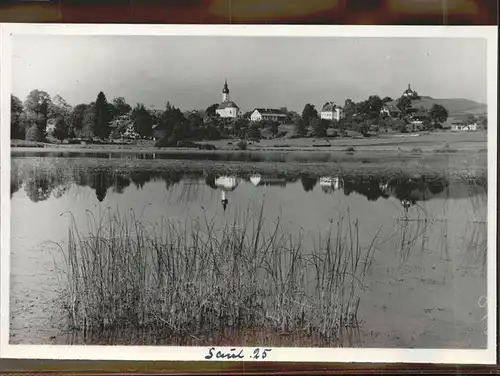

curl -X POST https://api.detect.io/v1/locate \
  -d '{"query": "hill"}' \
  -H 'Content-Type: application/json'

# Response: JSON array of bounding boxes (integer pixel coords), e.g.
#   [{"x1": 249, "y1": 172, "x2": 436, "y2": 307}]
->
[{"x1": 409, "y1": 96, "x2": 487, "y2": 117}]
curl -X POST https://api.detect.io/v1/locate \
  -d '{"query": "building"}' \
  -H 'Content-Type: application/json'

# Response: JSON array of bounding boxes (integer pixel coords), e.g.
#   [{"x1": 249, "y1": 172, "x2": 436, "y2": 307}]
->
[
  {"x1": 410, "y1": 111, "x2": 428, "y2": 124},
  {"x1": 402, "y1": 84, "x2": 419, "y2": 99},
  {"x1": 250, "y1": 108, "x2": 287, "y2": 123},
  {"x1": 380, "y1": 103, "x2": 401, "y2": 118},
  {"x1": 215, "y1": 79, "x2": 241, "y2": 119},
  {"x1": 450, "y1": 115, "x2": 478, "y2": 131},
  {"x1": 320, "y1": 102, "x2": 343, "y2": 121}
]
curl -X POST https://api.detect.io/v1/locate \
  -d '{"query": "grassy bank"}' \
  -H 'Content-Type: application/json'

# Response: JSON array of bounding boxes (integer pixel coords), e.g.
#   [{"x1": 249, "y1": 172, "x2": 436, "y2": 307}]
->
[
  {"x1": 55, "y1": 205, "x2": 379, "y2": 346},
  {"x1": 11, "y1": 131, "x2": 487, "y2": 154},
  {"x1": 11, "y1": 151, "x2": 488, "y2": 182}
]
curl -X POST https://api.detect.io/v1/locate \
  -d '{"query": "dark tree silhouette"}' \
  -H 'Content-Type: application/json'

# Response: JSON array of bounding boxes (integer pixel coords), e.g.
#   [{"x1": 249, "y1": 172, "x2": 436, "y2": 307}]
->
[
  {"x1": 11, "y1": 95, "x2": 24, "y2": 139},
  {"x1": 300, "y1": 175, "x2": 318, "y2": 192},
  {"x1": 131, "y1": 103, "x2": 154, "y2": 138},
  {"x1": 429, "y1": 104, "x2": 449, "y2": 125},
  {"x1": 301, "y1": 104, "x2": 319, "y2": 126},
  {"x1": 205, "y1": 103, "x2": 219, "y2": 117},
  {"x1": 93, "y1": 92, "x2": 112, "y2": 139}
]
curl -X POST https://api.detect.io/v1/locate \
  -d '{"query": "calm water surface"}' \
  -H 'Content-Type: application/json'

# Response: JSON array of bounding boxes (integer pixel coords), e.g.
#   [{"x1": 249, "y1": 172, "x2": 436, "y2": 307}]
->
[{"x1": 9, "y1": 153, "x2": 487, "y2": 348}]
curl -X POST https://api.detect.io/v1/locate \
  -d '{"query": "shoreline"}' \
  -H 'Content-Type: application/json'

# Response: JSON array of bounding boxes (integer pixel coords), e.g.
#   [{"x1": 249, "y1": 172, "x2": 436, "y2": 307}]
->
[
  {"x1": 10, "y1": 146, "x2": 487, "y2": 156},
  {"x1": 10, "y1": 131, "x2": 487, "y2": 155}
]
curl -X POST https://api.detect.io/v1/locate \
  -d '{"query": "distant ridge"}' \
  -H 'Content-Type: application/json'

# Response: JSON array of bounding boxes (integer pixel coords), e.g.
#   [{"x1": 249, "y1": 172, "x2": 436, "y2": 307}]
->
[{"x1": 409, "y1": 96, "x2": 487, "y2": 116}]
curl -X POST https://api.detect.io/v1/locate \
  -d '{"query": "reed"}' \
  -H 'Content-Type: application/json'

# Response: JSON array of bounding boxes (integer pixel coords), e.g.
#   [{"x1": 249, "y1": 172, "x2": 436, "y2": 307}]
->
[{"x1": 56, "y1": 203, "x2": 380, "y2": 345}]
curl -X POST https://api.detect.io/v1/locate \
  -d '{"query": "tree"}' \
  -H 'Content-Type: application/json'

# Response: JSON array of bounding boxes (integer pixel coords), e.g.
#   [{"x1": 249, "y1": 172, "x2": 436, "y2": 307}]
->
[
  {"x1": 477, "y1": 115, "x2": 487, "y2": 129},
  {"x1": 49, "y1": 95, "x2": 72, "y2": 119},
  {"x1": 25, "y1": 125, "x2": 45, "y2": 142},
  {"x1": 382, "y1": 96, "x2": 393, "y2": 103},
  {"x1": 11, "y1": 95, "x2": 24, "y2": 139},
  {"x1": 248, "y1": 123, "x2": 261, "y2": 139},
  {"x1": 70, "y1": 104, "x2": 89, "y2": 135},
  {"x1": 205, "y1": 103, "x2": 219, "y2": 117},
  {"x1": 294, "y1": 117, "x2": 307, "y2": 137},
  {"x1": 311, "y1": 118, "x2": 327, "y2": 137},
  {"x1": 367, "y1": 95, "x2": 383, "y2": 119},
  {"x1": 301, "y1": 104, "x2": 318, "y2": 126},
  {"x1": 24, "y1": 89, "x2": 52, "y2": 133},
  {"x1": 158, "y1": 101, "x2": 187, "y2": 142},
  {"x1": 53, "y1": 117, "x2": 69, "y2": 140},
  {"x1": 93, "y1": 92, "x2": 112, "y2": 139},
  {"x1": 269, "y1": 121, "x2": 279, "y2": 137},
  {"x1": 343, "y1": 99, "x2": 355, "y2": 118},
  {"x1": 81, "y1": 103, "x2": 97, "y2": 138},
  {"x1": 49, "y1": 95, "x2": 72, "y2": 138},
  {"x1": 112, "y1": 97, "x2": 132, "y2": 118},
  {"x1": 396, "y1": 96, "x2": 412, "y2": 113},
  {"x1": 131, "y1": 103, "x2": 154, "y2": 138},
  {"x1": 234, "y1": 117, "x2": 250, "y2": 138},
  {"x1": 428, "y1": 104, "x2": 449, "y2": 125}
]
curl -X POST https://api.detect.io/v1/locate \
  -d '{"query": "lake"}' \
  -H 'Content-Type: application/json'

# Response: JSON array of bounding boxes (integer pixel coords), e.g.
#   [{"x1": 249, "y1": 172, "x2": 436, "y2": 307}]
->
[{"x1": 9, "y1": 151, "x2": 487, "y2": 348}]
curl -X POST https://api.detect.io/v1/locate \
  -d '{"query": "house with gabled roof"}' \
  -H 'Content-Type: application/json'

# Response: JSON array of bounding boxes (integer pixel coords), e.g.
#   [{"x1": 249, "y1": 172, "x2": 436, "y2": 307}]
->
[
  {"x1": 320, "y1": 102, "x2": 343, "y2": 121},
  {"x1": 250, "y1": 108, "x2": 287, "y2": 123},
  {"x1": 380, "y1": 102, "x2": 401, "y2": 118},
  {"x1": 449, "y1": 114, "x2": 478, "y2": 131}
]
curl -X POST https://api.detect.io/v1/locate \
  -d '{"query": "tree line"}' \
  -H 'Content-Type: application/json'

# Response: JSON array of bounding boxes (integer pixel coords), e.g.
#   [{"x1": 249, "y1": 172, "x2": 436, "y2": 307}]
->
[
  {"x1": 10, "y1": 89, "x2": 292, "y2": 144},
  {"x1": 12, "y1": 162, "x2": 454, "y2": 204},
  {"x1": 11, "y1": 89, "x2": 486, "y2": 145},
  {"x1": 295, "y1": 95, "x2": 458, "y2": 137}
]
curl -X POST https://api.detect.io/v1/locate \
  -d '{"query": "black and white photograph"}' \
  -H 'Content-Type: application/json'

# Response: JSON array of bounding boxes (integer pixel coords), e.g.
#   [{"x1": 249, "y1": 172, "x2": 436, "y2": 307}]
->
[{"x1": 0, "y1": 24, "x2": 497, "y2": 363}]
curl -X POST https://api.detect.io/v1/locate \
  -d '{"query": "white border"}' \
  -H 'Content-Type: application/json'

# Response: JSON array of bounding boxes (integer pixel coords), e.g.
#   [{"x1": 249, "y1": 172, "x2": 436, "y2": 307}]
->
[{"x1": 0, "y1": 23, "x2": 497, "y2": 364}]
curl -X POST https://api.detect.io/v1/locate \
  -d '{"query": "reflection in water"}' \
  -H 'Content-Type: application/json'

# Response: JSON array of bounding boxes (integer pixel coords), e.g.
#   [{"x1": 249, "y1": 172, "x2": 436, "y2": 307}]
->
[
  {"x1": 10, "y1": 160, "x2": 485, "y2": 208},
  {"x1": 319, "y1": 176, "x2": 343, "y2": 194},
  {"x1": 215, "y1": 176, "x2": 239, "y2": 211},
  {"x1": 250, "y1": 174, "x2": 261, "y2": 186}
]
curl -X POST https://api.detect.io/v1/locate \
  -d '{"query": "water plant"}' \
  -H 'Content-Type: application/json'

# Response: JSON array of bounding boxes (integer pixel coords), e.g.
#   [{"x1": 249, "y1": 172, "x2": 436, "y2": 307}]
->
[{"x1": 55, "y1": 203, "x2": 380, "y2": 346}]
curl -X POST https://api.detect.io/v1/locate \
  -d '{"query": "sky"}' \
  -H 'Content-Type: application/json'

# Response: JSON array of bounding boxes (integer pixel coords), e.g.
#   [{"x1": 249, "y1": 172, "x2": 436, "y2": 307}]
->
[{"x1": 12, "y1": 35, "x2": 487, "y2": 113}]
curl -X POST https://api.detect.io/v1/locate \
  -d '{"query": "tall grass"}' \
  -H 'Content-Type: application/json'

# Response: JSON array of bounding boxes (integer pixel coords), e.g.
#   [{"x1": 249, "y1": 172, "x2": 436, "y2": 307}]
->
[{"x1": 56, "y1": 203, "x2": 380, "y2": 345}]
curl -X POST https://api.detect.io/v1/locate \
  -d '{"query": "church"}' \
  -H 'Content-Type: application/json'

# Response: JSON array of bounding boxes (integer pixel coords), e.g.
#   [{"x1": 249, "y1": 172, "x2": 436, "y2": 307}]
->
[
  {"x1": 402, "y1": 84, "x2": 419, "y2": 99},
  {"x1": 216, "y1": 79, "x2": 241, "y2": 119}
]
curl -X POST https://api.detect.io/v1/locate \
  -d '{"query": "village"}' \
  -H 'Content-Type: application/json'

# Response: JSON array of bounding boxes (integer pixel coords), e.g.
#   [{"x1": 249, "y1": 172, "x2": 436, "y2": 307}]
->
[
  {"x1": 111, "y1": 80, "x2": 486, "y2": 143},
  {"x1": 12, "y1": 79, "x2": 486, "y2": 149}
]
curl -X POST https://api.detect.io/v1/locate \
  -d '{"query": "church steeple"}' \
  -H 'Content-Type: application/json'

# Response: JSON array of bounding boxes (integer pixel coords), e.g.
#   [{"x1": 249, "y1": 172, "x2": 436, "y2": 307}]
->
[{"x1": 222, "y1": 79, "x2": 229, "y2": 102}]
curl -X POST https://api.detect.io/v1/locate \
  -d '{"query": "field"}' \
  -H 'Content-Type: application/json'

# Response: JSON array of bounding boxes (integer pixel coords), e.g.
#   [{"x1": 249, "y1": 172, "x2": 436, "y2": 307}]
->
[{"x1": 11, "y1": 130, "x2": 487, "y2": 154}]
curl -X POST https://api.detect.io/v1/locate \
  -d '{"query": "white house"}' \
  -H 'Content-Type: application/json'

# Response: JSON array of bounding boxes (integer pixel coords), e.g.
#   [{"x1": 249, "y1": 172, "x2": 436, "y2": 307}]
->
[
  {"x1": 451, "y1": 123, "x2": 477, "y2": 131},
  {"x1": 250, "y1": 108, "x2": 287, "y2": 123},
  {"x1": 215, "y1": 79, "x2": 241, "y2": 119},
  {"x1": 450, "y1": 115, "x2": 478, "y2": 131},
  {"x1": 320, "y1": 102, "x2": 343, "y2": 121}
]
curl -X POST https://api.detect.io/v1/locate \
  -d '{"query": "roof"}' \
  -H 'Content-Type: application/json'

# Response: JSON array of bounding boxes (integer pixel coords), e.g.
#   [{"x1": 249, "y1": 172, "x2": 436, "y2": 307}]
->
[
  {"x1": 321, "y1": 102, "x2": 343, "y2": 112},
  {"x1": 253, "y1": 108, "x2": 286, "y2": 116},
  {"x1": 382, "y1": 104, "x2": 401, "y2": 112},
  {"x1": 321, "y1": 102, "x2": 335, "y2": 111},
  {"x1": 217, "y1": 101, "x2": 239, "y2": 110},
  {"x1": 451, "y1": 114, "x2": 474, "y2": 122},
  {"x1": 412, "y1": 111, "x2": 428, "y2": 117}
]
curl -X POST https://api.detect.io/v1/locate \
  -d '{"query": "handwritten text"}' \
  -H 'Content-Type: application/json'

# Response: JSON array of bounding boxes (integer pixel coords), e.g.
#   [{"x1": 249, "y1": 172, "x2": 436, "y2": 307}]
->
[{"x1": 204, "y1": 347, "x2": 272, "y2": 360}]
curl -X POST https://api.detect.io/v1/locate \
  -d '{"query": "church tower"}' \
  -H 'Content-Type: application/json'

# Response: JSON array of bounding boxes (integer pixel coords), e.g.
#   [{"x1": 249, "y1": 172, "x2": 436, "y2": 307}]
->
[{"x1": 222, "y1": 79, "x2": 229, "y2": 102}]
